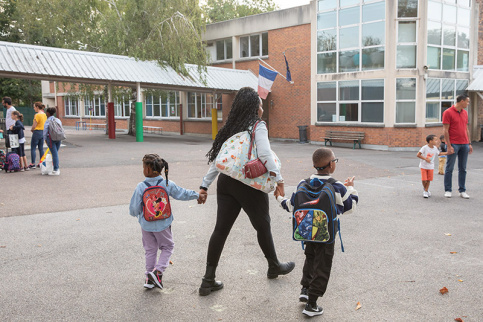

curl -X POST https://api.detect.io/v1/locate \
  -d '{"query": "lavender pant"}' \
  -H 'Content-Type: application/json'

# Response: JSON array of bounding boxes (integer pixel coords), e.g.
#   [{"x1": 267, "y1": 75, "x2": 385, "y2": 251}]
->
[{"x1": 142, "y1": 227, "x2": 174, "y2": 275}]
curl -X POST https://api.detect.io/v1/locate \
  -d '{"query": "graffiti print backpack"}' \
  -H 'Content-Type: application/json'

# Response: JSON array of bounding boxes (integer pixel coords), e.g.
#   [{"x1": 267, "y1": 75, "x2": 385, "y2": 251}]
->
[
  {"x1": 5, "y1": 152, "x2": 21, "y2": 172},
  {"x1": 48, "y1": 117, "x2": 66, "y2": 141},
  {"x1": 0, "y1": 150, "x2": 6, "y2": 170},
  {"x1": 142, "y1": 180, "x2": 172, "y2": 222},
  {"x1": 292, "y1": 177, "x2": 344, "y2": 251}
]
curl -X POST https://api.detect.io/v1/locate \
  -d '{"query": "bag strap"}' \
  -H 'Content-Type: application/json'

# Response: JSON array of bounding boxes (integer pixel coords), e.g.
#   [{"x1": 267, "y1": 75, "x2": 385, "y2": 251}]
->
[
  {"x1": 247, "y1": 120, "x2": 261, "y2": 158},
  {"x1": 143, "y1": 179, "x2": 163, "y2": 189}
]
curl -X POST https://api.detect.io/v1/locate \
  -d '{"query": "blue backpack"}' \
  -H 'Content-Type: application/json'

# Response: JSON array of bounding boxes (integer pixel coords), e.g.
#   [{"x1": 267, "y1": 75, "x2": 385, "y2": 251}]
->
[{"x1": 292, "y1": 177, "x2": 344, "y2": 251}]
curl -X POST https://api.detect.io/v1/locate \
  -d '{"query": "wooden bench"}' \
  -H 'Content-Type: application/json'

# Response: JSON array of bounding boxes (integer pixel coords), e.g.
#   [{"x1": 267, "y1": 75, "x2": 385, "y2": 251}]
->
[
  {"x1": 143, "y1": 126, "x2": 163, "y2": 134},
  {"x1": 91, "y1": 123, "x2": 106, "y2": 130},
  {"x1": 323, "y1": 130, "x2": 365, "y2": 149}
]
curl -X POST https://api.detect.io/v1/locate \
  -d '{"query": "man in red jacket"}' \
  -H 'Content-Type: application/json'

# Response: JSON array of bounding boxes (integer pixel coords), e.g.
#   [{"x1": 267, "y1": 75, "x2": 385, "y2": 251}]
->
[{"x1": 442, "y1": 94, "x2": 472, "y2": 199}]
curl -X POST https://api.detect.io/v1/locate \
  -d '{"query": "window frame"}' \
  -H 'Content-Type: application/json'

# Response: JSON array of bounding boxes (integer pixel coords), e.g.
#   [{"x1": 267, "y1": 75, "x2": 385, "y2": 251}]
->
[
  {"x1": 114, "y1": 96, "x2": 131, "y2": 118},
  {"x1": 395, "y1": 78, "x2": 417, "y2": 124},
  {"x1": 239, "y1": 32, "x2": 268, "y2": 59},
  {"x1": 187, "y1": 92, "x2": 222, "y2": 120},
  {"x1": 145, "y1": 91, "x2": 180, "y2": 119},
  {"x1": 84, "y1": 95, "x2": 105, "y2": 117},
  {"x1": 316, "y1": 79, "x2": 385, "y2": 124},
  {"x1": 425, "y1": 78, "x2": 468, "y2": 123},
  {"x1": 64, "y1": 96, "x2": 79, "y2": 116},
  {"x1": 215, "y1": 38, "x2": 233, "y2": 61},
  {"x1": 396, "y1": 19, "x2": 418, "y2": 69}
]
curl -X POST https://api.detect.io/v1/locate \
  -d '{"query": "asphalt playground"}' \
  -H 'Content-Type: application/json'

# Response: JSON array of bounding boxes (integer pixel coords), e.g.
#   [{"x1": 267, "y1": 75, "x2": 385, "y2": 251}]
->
[{"x1": 0, "y1": 128, "x2": 482, "y2": 321}]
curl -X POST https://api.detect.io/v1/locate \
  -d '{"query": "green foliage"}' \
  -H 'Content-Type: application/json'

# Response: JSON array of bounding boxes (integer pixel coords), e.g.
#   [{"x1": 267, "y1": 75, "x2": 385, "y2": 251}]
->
[{"x1": 203, "y1": 0, "x2": 278, "y2": 23}]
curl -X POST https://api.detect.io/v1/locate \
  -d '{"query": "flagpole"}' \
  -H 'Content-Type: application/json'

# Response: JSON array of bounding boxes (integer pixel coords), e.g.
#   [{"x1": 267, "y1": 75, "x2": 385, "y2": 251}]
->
[{"x1": 258, "y1": 58, "x2": 294, "y2": 84}]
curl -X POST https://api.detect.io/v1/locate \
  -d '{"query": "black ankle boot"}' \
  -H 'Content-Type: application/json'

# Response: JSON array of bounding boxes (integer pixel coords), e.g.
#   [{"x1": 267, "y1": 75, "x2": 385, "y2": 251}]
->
[
  {"x1": 267, "y1": 258, "x2": 295, "y2": 279},
  {"x1": 199, "y1": 265, "x2": 224, "y2": 296}
]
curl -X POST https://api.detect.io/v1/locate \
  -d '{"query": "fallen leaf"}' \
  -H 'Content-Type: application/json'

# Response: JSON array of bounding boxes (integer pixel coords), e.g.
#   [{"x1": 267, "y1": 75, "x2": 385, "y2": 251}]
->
[
  {"x1": 76, "y1": 219, "x2": 80, "y2": 221},
  {"x1": 169, "y1": 260, "x2": 173, "y2": 265},
  {"x1": 0, "y1": 203, "x2": 4, "y2": 206},
  {"x1": 458, "y1": 279, "x2": 463, "y2": 282},
  {"x1": 36, "y1": 244, "x2": 42, "y2": 247},
  {"x1": 0, "y1": 245, "x2": 6, "y2": 248},
  {"x1": 440, "y1": 287, "x2": 449, "y2": 295},
  {"x1": 454, "y1": 318, "x2": 463, "y2": 322},
  {"x1": 445, "y1": 233, "x2": 452, "y2": 236},
  {"x1": 450, "y1": 252, "x2": 457, "y2": 254},
  {"x1": 355, "y1": 302, "x2": 362, "y2": 310}
]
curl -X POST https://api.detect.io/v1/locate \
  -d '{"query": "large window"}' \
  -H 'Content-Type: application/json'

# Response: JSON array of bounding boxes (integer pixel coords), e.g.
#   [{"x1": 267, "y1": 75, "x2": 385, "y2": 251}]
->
[
  {"x1": 317, "y1": 0, "x2": 385, "y2": 74},
  {"x1": 216, "y1": 38, "x2": 233, "y2": 61},
  {"x1": 114, "y1": 97, "x2": 131, "y2": 117},
  {"x1": 84, "y1": 95, "x2": 105, "y2": 117},
  {"x1": 317, "y1": 79, "x2": 384, "y2": 123},
  {"x1": 425, "y1": 78, "x2": 468, "y2": 122},
  {"x1": 146, "y1": 92, "x2": 180, "y2": 118},
  {"x1": 187, "y1": 93, "x2": 222, "y2": 119},
  {"x1": 65, "y1": 97, "x2": 79, "y2": 116},
  {"x1": 395, "y1": 78, "x2": 416, "y2": 123},
  {"x1": 240, "y1": 33, "x2": 268, "y2": 58},
  {"x1": 427, "y1": 0, "x2": 470, "y2": 71}
]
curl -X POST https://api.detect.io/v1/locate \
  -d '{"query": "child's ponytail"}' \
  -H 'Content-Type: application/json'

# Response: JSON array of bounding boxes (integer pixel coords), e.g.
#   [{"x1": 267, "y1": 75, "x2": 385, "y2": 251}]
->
[{"x1": 161, "y1": 158, "x2": 169, "y2": 185}]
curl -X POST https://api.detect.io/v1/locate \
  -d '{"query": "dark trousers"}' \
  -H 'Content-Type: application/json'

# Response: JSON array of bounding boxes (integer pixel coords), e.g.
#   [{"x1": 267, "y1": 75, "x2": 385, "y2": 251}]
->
[
  {"x1": 300, "y1": 241, "x2": 335, "y2": 298},
  {"x1": 206, "y1": 174, "x2": 277, "y2": 266}
]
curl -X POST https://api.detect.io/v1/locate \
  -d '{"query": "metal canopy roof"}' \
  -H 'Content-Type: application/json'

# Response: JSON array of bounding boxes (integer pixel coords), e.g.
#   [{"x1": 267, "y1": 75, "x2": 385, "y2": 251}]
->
[
  {"x1": 467, "y1": 65, "x2": 483, "y2": 92},
  {"x1": 0, "y1": 41, "x2": 257, "y2": 93}
]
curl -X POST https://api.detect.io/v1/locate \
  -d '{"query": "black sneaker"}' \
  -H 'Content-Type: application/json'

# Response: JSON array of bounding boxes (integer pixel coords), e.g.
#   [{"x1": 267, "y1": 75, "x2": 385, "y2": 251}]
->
[
  {"x1": 28, "y1": 163, "x2": 36, "y2": 169},
  {"x1": 144, "y1": 276, "x2": 155, "y2": 289},
  {"x1": 299, "y1": 287, "x2": 308, "y2": 302},
  {"x1": 302, "y1": 303, "x2": 324, "y2": 317},
  {"x1": 148, "y1": 270, "x2": 163, "y2": 289}
]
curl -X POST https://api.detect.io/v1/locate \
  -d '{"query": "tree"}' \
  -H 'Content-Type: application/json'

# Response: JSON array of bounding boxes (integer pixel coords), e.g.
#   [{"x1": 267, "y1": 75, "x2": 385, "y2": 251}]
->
[{"x1": 202, "y1": 0, "x2": 278, "y2": 24}]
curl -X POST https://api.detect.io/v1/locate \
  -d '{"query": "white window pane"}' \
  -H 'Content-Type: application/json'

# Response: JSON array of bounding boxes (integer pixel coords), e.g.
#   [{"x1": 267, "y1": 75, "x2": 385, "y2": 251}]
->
[
  {"x1": 340, "y1": 26, "x2": 359, "y2": 49},
  {"x1": 250, "y1": 35, "x2": 260, "y2": 57},
  {"x1": 442, "y1": 48, "x2": 455, "y2": 70},
  {"x1": 398, "y1": 0, "x2": 418, "y2": 18},
  {"x1": 427, "y1": 21, "x2": 441, "y2": 45},
  {"x1": 339, "y1": 50, "x2": 359, "y2": 72},
  {"x1": 318, "y1": 29, "x2": 337, "y2": 52},
  {"x1": 317, "y1": 103, "x2": 336, "y2": 122},
  {"x1": 362, "y1": 21, "x2": 385, "y2": 46},
  {"x1": 427, "y1": 46, "x2": 441, "y2": 69},
  {"x1": 428, "y1": 1, "x2": 442, "y2": 21},
  {"x1": 240, "y1": 37, "x2": 249, "y2": 57},
  {"x1": 398, "y1": 21, "x2": 416, "y2": 43},
  {"x1": 457, "y1": 50, "x2": 469, "y2": 72},
  {"x1": 340, "y1": 0, "x2": 359, "y2": 7},
  {"x1": 317, "y1": 11, "x2": 337, "y2": 29},
  {"x1": 441, "y1": 79, "x2": 455, "y2": 99},
  {"x1": 426, "y1": 102, "x2": 440, "y2": 122},
  {"x1": 443, "y1": 25, "x2": 456, "y2": 46},
  {"x1": 318, "y1": 0, "x2": 337, "y2": 11},
  {"x1": 457, "y1": 27, "x2": 469, "y2": 49},
  {"x1": 426, "y1": 78, "x2": 441, "y2": 99},
  {"x1": 362, "y1": 79, "x2": 384, "y2": 100},
  {"x1": 339, "y1": 6, "x2": 360, "y2": 26},
  {"x1": 396, "y1": 78, "x2": 416, "y2": 100},
  {"x1": 442, "y1": 4, "x2": 457, "y2": 24},
  {"x1": 458, "y1": 8, "x2": 470, "y2": 26},
  {"x1": 339, "y1": 80, "x2": 359, "y2": 101},
  {"x1": 362, "y1": 47, "x2": 384, "y2": 70},
  {"x1": 362, "y1": 2, "x2": 385, "y2": 23},
  {"x1": 397, "y1": 45, "x2": 416, "y2": 68},
  {"x1": 458, "y1": 0, "x2": 470, "y2": 7},
  {"x1": 317, "y1": 53, "x2": 337, "y2": 74},
  {"x1": 317, "y1": 82, "x2": 337, "y2": 101},
  {"x1": 362, "y1": 102, "x2": 384, "y2": 122},
  {"x1": 396, "y1": 102, "x2": 415, "y2": 123}
]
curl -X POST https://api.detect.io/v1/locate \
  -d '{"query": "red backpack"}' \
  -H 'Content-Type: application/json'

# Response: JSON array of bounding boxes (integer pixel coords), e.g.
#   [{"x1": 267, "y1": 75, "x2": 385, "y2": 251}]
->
[{"x1": 142, "y1": 180, "x2": 172, "y2": 221}]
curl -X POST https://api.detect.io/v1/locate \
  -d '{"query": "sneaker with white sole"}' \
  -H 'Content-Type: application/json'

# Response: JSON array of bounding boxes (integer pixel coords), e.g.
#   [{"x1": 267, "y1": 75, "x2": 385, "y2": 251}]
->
[
  {"x1": 459, "y1": 192, "x2": 470, "y2": 199},
  {"x1": 423, "y1": 191, "x2": 429, "y2": 198},
  {"x1": 303, "y1": 303, "x2": 324, "y2": 317},
  {"x1": 427, "y1": 191, "x2": 431, "y2": 197},
  {"x1": 299, "y1": 287, "x2": 308, "y2": 302},
  {"x1": 48, "y1": 170, "x2": 60, "y2": 176},
  {"x1": 148, "y1": 270, "x2": 163, "y2": 289},
  {"x1": 144, "y1": 276, "x2": 155, "y2": 289},
  {"x1": 444, "y1": 191, "x2": 452, "y2": 198}
]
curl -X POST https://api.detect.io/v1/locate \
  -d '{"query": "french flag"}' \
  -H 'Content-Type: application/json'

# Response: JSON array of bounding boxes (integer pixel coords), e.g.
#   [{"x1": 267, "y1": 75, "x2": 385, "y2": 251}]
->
[{"x1": 258, "y1": 64, "x2": 278, "y2": 99}]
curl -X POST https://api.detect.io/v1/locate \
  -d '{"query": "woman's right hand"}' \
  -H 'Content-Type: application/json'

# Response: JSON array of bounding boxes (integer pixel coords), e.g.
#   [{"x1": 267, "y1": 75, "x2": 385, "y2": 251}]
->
[{"x1": 275, "y1": 182, "x2": 284, "y2": 198}]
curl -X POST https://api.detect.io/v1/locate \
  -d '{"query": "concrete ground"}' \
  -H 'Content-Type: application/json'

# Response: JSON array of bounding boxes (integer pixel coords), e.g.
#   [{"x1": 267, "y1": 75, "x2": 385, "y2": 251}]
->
[{"x1": 0, "y1": 128, "x2": 482, "y2": 321}]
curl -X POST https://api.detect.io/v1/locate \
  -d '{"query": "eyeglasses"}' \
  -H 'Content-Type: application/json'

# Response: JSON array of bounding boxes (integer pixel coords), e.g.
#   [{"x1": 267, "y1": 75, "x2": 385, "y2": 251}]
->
[{"x1": 314, "y1": 158, "x2": 338, "y2": 171}]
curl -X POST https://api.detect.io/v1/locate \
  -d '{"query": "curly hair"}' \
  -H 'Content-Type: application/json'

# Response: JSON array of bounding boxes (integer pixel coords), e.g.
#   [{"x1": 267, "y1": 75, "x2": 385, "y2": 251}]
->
[
  {"x1": 206, "y1": 87, "x2": 261, "y2": 163},
  {"x1": 143, "y1": 153, "x2": 169, "y2": 185}
]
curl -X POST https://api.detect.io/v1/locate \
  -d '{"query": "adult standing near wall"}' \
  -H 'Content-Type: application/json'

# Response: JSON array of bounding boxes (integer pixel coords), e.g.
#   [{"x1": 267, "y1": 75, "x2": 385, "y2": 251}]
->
[
  {"x1": 28, "y1": 102, "x2": 47, "y2": 169},
  {"x1": 43, "y1": 107, "x2": 63, "y2": 176},
  {"x1": 2, "y1": 97, "x2": 16, "y2": 149},
  {"x1": 442, "y1": 94, "x2": 472, "y2": 199},
  {"x1": 197, "y1": 87, "x2": 294, "y2": 296}
]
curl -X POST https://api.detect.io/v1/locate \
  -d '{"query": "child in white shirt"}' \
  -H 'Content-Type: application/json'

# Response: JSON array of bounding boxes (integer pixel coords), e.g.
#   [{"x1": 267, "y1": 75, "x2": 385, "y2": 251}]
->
[{"x1": 417, "y1": 135, "x2": 447, "y2": 198}]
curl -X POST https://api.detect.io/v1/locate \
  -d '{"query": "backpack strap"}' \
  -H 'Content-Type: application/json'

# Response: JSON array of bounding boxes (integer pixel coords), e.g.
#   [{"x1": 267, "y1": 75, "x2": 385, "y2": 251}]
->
[{"x1": 143, "y1": 179, "x2": 163, "y2": 188}]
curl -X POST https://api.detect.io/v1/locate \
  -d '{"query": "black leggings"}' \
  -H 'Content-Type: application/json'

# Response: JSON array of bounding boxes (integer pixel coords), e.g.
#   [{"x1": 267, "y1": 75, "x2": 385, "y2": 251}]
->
[{"x1": 206, "y1": 174, "x2": 277, "y2": 266}]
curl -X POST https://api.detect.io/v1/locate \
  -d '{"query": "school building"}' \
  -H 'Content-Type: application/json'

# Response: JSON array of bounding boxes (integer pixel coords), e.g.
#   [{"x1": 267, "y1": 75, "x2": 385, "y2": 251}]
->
[{"x1": 39, "y1": 0, "x2": 483, "y2": 149}]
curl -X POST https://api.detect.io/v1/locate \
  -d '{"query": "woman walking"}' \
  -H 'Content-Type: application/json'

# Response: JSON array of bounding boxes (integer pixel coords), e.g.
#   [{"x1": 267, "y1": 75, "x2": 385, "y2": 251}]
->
[
  {"x1": 28, "y1": 102, "x2": 47, "y2": 169},
  {"x1": 43, "y1": 107, "x2": 62, "y2": 176},
  {"x1": 198, "y1": 87, "x2": 294, "y2": 296}
]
